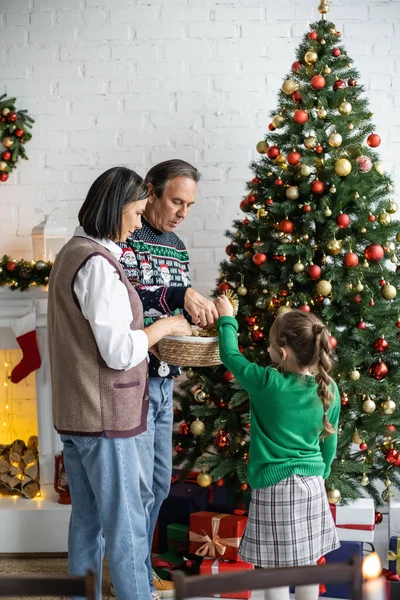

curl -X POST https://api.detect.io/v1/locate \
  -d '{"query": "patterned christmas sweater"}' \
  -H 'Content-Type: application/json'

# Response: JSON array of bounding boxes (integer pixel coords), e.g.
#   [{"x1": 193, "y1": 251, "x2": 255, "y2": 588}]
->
[{"x1": 118, "y1": 218, "x2": 191, "y2": 378}]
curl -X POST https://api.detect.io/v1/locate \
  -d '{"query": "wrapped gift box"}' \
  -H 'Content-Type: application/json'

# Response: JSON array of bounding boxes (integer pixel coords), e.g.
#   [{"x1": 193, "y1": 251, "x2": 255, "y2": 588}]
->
[
  {"x1": 152, "y1": 551, "x2": 185, "y2": 581},
  {"x1": 330, "y1": 498, "x2": 375, "y2": 543},
  {"x1": 200, "y1": 558, "x2": 254, "y2": 599},
  {"x1": 389, "y1": 537, "x2": 400, "y2": 576},
  {"x1": 382, "y1": 568, "x2": 400, "y2": 600},
  {"x1": 390, "y1": 500, "x2": 400, "y2": 538},
  {"x1": 167, "y1": 523, "x2": 189, "y2": 554},
  {"x1": 189, "y1": 511, "x2": 247, "y2": 562}
]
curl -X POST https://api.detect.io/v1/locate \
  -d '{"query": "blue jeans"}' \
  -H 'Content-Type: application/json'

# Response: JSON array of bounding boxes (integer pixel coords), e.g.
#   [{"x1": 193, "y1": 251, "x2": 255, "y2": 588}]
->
[
  {"x1": 135, "y1": 377, "x2": 174, "y2": 590},
  {"x1": 61, "y1": 434, "x2": 152, "y2": 600}
]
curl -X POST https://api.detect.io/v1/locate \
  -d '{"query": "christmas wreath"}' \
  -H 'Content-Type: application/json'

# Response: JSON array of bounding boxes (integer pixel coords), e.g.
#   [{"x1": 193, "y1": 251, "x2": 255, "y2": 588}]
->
[
  {"x1": 0, "y1": 256, "x2": 52, "y2": 291},
  {"x1": 0, "y1": 94, "x2": 34, "y2": 182}
]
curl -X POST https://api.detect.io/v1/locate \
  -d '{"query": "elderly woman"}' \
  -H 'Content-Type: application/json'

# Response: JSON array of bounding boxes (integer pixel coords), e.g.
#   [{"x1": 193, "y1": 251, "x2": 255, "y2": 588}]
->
[{"x1": 48, "y1": 166, "x2": 191, "y2": 600}]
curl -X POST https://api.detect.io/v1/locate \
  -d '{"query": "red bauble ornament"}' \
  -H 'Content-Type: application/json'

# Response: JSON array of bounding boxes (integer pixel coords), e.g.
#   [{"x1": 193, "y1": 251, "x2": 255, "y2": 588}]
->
[
  {"x1": 216, "y1": 479, "x2": 225, "y2": 487},
  {"x1": 0, "y1": 172, "x2": 9, "y2": 182},
  {"x1": 242, "y1": 218, "x2": 249, "y2": 225},
  {"x1": 287, "y1": 151, "x2": 301, "y2": 166},
  {"x1": 369, "y1": 360, "x2": 389, "y2": 380},
  {"x1": 6, "y1": 260, "x2": 16, "y2": 271},
  {"x1": 245, "y1": 315, "x2": 257, "y2": 327},
  {"x1": 241, "y1": 483, "x2": 248, "y2": 491},
  {"x1": 275, "y1": 178, "x2": 283, "y2": 186},
  {"x1": 273, "y1": 253, "x2": 286, "y2": 263},
  {"x1": 364, "y1": 244, "x2": 384, "y2": 263},
  {"x1": 214, "y1": 429, "x2": 230, "y2": 449},
  {"x1": 267, "y1": 146, "x2": 280, "y2": 160},
  {"x1": 348, "y1": 78, "x2": 357, "y2": 87},
  {"x1": 279, "y1": 219, "x2": 294, "y2": 233},
  {"x1": 311, "y1": 75, "x2": 326, "y2": 90},
  {"x1": 333, "y1": 79, "x2": 346, "y2": 91},
  {"x1": 223, "y1": 371, "x2": 235, "y2": 382},
  {"x1": 248, "y1": 194, "x2": 256, "y2": 203},
  {"x1": 368, "y1": 214, "x2": 376, "y2": 222},
  {"x1": 175, "y1": 444, "x2": 184, "y2": 453},
  {"x1": 244, "y1": 241, "x2": 252, "y2": 250},
  {"x1": 179, "y1": 423, "x2": 190, "y2": 435},
  {"x1": 340, "y1": 393, "x2": 349, "y2": 405},
  {"x1": 251, "y1": 329, "x2": 264, "y2": 342},
  {"x1": 357, "y1": 321, "x2": 366, "y2": 330},
  {"x1": 329, "y1": 336, "x2": 337, "y2": 349},
  {"x1": 388, "y1": 425, "x2": 397, "y2": 432},
  {"x1": 396, "y1": 320, "x2": 400, "y2": 329},
  {"x1": 336, "y1": 213, "x2": 350, "y2": 228},
  {"x1": 266, "y1": 198, "x2": 273, "y2": 206},
  {"x1": 252, "y1": 178, "x2": 260, "y2": 184},
  {"x1": 343, "y1": 252, "x2": 358, "y2": 268},
  {"x1": 7, "y1": 111, "x2": 17, "y2": 122},
  {"x1": 291, "y1": 90, "x2": 303, "y2": 103},
  {"x1": 300, "y1": 304, "x2": 311, "y2": 312},
  {"x1": 369, "y1": 299, "x2": 375, "y2": 307},
  {"x1": 268, "y1": 123, "x2": 276, "y2": 131},
  {"x1": 353, "y1": 294, "x2": 362, "y2": 304},
  {"x1": 303, "y1": 203, "x2": 311, "y2": 213},
  {"x1": 230, "y1": 256, "x2": 238, "y2": 263},
  {"x1": 315, "y1": 145, "x2": 323, "y2": 154},
  {"x1": 2, "y1": 151, "x2": 11, "y2": 161},
  {"x1": 245, "y1": 422, "x2": 251, "y2": 430},
  {"x1": 379, "y1": 279, "x2": 386, "y2": 287},
  {"x1": 367, "y1": 134, "x2": 381, "y2": 148},
  {"x1": 253, "y1": 252, "x2": 267, "y2": 266},
  {"x1": 292, "y1": 61, "x2": 302, "y2": 72},
  {"x1": 225, "y1": 244, "x2": 237, "y2": 256},
  {"x1": 14, "y1": 128, "x2": 24, "y2": 138},
  {"x1": 311, "y1": 179, "x2": 324, "y2": 194},
  {"x1": 218, "y1": 281, "x2": 231, "y2": 293},
  {"x1": 293, "y1": 109, "x2": 308, "y2": 125},
  {"x1": 375, "y1": 512, "x2": 383, "y2": 525},
  {"x1": 240, "y1": 199, "x2": 252, "y2": 212},
  {"x1": 359, "y1": 442, "x2": 368, "y2": 451},
  {"x1": 386, "y1": 448, "x2": 399, "y2": 464},
  {"x1": 307, "y1": 264, "x2": 321, "y2": 280},
  {"x1": 332, "y1": 48, "x2": 341, "y2": 57},
  {"x1": 253, "y1": 239, "x2": 264, "y2": 248},
  {"x1": 373, "y1": 337, "x2": 389, "y2": 353},
  {"x1": 308, "y1": 31, "x2": 318, "y2": 40}
]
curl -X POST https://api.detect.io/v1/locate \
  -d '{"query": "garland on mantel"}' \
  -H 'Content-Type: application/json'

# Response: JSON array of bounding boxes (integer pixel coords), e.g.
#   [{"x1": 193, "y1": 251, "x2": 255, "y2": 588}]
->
[{"x1": 0, "y1": 256, "x2": 53, "y2": 291}]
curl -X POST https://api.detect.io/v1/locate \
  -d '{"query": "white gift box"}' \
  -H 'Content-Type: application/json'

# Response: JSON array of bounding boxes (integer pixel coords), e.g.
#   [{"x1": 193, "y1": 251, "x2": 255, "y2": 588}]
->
[
  {"x1": 330, "y1": 498, "x2": 375, "y2": 543},
  {"x1": 389, "y1": 499, "x2": 400, "y2": 538}
]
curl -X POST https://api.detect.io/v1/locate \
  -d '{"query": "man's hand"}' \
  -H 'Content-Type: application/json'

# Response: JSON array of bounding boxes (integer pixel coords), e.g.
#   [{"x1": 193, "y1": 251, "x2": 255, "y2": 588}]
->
[
  {"x1": 184, "y1": 288, "x2": 218, "y2": 328},
  {"x1": 215, "y1": 295, "x2": 234, "y2": 318}
]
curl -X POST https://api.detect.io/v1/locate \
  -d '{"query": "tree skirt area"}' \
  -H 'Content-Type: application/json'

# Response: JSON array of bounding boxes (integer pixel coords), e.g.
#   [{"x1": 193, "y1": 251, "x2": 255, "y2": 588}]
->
[{"x1": 0, "y1": 556, "x2": 113, "y2": 599}]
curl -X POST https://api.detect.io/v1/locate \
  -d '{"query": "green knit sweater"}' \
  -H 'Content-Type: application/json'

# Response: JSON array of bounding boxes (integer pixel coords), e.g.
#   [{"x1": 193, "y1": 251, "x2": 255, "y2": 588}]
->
[{"x1": 216, "y1": 316, "x2": 340, "y2": 489}]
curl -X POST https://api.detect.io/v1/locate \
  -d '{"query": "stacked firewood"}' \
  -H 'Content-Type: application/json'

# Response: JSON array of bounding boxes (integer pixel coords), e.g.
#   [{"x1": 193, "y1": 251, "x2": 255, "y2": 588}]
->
[{"x1": 0, "y1": 436, "x2": 40, "y2": 498}]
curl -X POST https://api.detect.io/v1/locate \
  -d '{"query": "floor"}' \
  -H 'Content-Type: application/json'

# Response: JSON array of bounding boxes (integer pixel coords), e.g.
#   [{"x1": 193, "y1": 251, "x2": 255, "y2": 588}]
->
[{"x1": 190, "y1": 513, "x2": 389, "y2": 599}]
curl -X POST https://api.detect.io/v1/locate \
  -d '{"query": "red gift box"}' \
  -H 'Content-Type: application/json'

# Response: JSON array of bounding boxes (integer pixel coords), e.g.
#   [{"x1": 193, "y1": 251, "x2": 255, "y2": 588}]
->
[
  {"x1": 189, "y1": 511, "x2": 247, "y2": 562},
  {"x1": 200, "y1": 558, "x2": 254, "y2": 599}
]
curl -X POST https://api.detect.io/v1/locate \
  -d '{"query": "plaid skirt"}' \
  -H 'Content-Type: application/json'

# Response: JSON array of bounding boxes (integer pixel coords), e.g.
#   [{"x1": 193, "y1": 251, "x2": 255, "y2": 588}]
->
[{"x1": 239, "y1": 475, "x2": 339, "y2": 568}]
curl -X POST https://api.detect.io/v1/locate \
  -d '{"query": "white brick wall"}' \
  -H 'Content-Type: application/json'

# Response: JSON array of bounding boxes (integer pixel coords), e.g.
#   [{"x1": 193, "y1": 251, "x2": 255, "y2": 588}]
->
[{"x1": 0, "y1": 0, "x2": 400, "y2": 297}]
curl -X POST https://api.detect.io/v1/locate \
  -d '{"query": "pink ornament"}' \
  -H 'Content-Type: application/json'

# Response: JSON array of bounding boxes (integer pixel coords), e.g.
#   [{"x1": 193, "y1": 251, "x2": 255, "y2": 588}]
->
[{"x1": 356, "y1": 155, "x2": 373, "y2": 173}]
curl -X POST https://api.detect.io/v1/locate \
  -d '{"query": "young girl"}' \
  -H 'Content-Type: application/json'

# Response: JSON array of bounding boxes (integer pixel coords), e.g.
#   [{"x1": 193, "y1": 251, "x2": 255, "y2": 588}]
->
[{"x1": 215, "y1": 298, "x2": 340, "y2": 600}]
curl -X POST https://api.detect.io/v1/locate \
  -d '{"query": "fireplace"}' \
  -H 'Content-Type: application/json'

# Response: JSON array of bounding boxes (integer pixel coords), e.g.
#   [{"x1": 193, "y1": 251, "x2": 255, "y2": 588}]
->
[{"x1": 0, "y1": 287, "x2": 70, "y2": 552}]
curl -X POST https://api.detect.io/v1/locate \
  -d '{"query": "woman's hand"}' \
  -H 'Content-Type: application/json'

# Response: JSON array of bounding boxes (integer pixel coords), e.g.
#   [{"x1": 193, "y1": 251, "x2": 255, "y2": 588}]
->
[
  {"x1": 215, "y1": 295, "x2": 234, "y2": 317},
  {"x1": 166, "y1": 314, "x2": 192, "y2": 337}
]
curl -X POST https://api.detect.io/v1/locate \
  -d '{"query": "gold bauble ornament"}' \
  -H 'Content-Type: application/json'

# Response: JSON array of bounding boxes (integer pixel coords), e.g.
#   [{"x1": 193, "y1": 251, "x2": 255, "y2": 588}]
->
[
  {"x1": 382, "y1": 284, "x2": 396, "y2": 300},
  {"x1": 318, "y1": 108, "x2": 327, "y2": 119},
  {"x1": 237, "y1": 285, "x2": 248, "y2": 296},
  {"x1": 324, "y1": 207, "x2": 332, "y2": 217},
  {"x1": 338, "y1": 101, "x2": 352, "y2": 116},
  {"x1": 360, "y1": 474, "x2": 369, "y2": 487},
  {"x1": 256, "y1": 141, "x2": 269, "y2": 154},
  {"x1": 378, "y1": 212, "x2": 392, "y2": 226},
  {"x1": 360, "y1": 228, "x2": 366, "y2": 234},
  {"x1": 197, "y1": 473, "x2": 212, "y2": 487},
  {"x1": 327, "y1": 489, "x2": 341, "y2": 504},
  {"x1": 387, "y1": 201, "x2": 398, "y2": 214},
  {"x1": 302, "y1": 234, "x2": 309, "y2": 241},
  {"x1": 194, "y1": 388, "x2": 207, "y2": 403},
  {"x1": 304, "y1": 136, "x2": 317, "y2": 150},
  {"x1": 190, "y1": 419, "x2": 205, "y2": 436},
  {"x1": 275, "y1": 153, "x2": 287, "y2": 165},
  {"x1": 397, "y1": 232, "x2": 400, "y2": 243},
  {"x1": 328, "y1": 133, "x2": 342, "y2": 148},
  {"x1": 300, "y1": 164, "x2": 312, "y2": 177},
  {"x1": 318, "y1": 0, "x2": 330, "y2": 14},
  {"x1": 382, "y1": 488, "x2": 394, "y2": 503},
  {"x1": 382, "y1": 398, "x2": 396, "y2": 415},
  {"x1": 349, "y1": 369, "x2": 360, "y2": 381},
  {"x1": 327, "y1": 239, "x2": 342, "y2": 256},
  {"x1": 374, "y1": 163, "x2": 384, "y2": 175},
  {"x1": 316, "y1": 279, "x2": 332, "y2": 296},
  {"x1": 349, "y1": 123, "x2": 354, "y2": 130},
  {"x1": 282, "y1": 79, "x2": 299, "y2": 95},
  {"x1": 387, "y1": 242, "x2": 396, "y2": 252},
  {"x1": 335, "y1": 158, "x2": 352, "y2": 177},
  {"x1": 388, "y1": 183, "x2": 393, "y2": 192},
  {"x1": 272, "y1": 114, "x2": 285, "y2": 129},
  {"x1": 2, "y1": 108, "x2": 10, "y2": 116},
  {"x1": 355, "y1": 281, "x2": 364, "y2": 292},
  {"x1": 323, "y1": 66, "x2": 332, "y2": 74},
  {"x1": 386, "y1": 479, "x2": 392, "y2": 488},
  {"x1": 277, "y1": 305, "x2": 292, "y2": 315},
  {"x1": 362, "y1": 398, "x2": 376, "y2": 413},
  {"x1": 320, "y1": 39, "x2": 326, "y2": 45},
  {"x1": 391, "y1": 255, "x2": 397, "y2": 263},
  {"x1": 352, "y1": 429, "x2": 363, "y2": 444},
  {"x1": 293, "y1": 260, "x2": 305, "y2": 273},
  {"x1": 0, "y1": 162, "x2": 7, "y2": 171},
  {"x1": 186, "y1": 368, "x2": 195, "y2": 379},
  {"x1": 304, "y1": 51, "x2": 318, "y2": 65},
  {"x1": 362, "y1": 260, "x2": 369, "y2": 268},
  {"x1": 2, "y1": 137, "x2": 13, "y2": 148},
  {"x1": 286, "y1": 185, "x2": 299, "y2": 200}
]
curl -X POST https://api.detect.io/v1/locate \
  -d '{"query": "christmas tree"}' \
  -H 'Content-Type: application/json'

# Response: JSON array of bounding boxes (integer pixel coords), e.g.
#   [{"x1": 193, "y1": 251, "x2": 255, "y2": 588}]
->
[{"x1": 173, "y1": 0, "x2": 400, "y2": 509}]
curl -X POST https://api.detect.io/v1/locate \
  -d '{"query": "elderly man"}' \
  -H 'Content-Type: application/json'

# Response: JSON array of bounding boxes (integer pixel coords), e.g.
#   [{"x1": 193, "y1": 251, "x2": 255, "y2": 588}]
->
[{"x1": 119, "y1": 159, "x2": 217, "y2": 599}]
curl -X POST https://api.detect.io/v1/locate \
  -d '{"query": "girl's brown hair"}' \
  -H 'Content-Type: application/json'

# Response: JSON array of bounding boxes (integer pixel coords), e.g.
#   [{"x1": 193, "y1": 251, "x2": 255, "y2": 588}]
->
[{"x1": 269, "y1": 310, "x2": 335, "y2": 437}]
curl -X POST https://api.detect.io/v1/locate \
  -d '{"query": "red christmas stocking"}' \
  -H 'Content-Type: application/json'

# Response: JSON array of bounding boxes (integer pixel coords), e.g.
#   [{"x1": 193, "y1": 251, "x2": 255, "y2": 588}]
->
[{"x1": 10, "y1": 311, "x2": 41, "y2": 384}]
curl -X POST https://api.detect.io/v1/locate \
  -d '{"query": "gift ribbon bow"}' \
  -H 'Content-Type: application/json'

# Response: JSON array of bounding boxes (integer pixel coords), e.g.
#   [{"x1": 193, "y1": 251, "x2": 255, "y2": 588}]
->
[
  {"x1": 152, "y1": 556, "x2": 182, "y2": 569},
  {"x1": 189, "y1": 514, "x2": 241, "y2": 557},
  {"x1": 382, "y1": 567, "x2": 400, "y2": 582}
]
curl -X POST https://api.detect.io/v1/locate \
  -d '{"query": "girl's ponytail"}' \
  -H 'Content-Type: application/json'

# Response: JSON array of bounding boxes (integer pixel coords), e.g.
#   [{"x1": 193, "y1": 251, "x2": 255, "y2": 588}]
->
[{"x1": 313, "y1": 324, "x2": 335, "y2": 438}]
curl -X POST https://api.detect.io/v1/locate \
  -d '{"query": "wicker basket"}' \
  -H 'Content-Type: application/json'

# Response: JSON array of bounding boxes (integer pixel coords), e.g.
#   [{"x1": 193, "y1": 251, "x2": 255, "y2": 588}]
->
[{"x1": 157, "y1": 333, "x2": 221, "y2": 367}]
